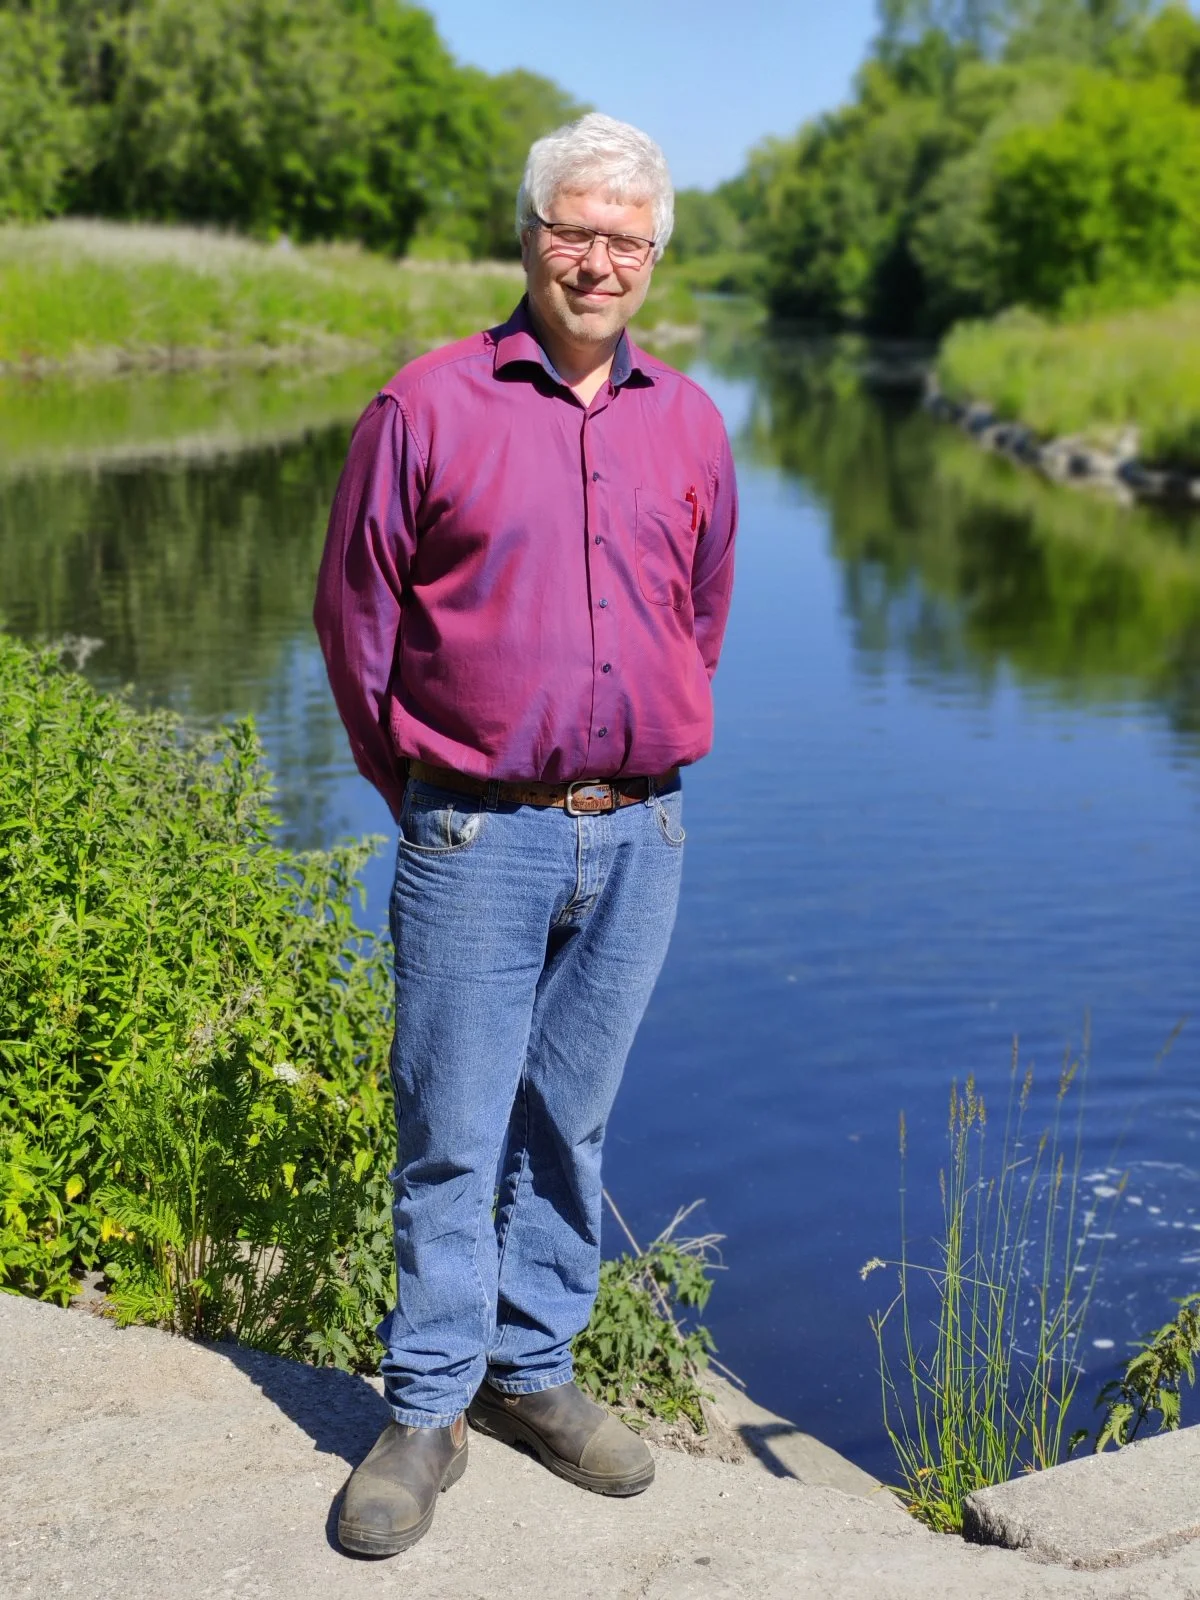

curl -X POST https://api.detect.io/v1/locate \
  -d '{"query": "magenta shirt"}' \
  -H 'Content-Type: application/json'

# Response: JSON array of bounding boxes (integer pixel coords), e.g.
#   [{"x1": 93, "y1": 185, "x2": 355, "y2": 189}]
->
[{"x1": 313, "y1": 299, "x2": 738, "y2": 819}]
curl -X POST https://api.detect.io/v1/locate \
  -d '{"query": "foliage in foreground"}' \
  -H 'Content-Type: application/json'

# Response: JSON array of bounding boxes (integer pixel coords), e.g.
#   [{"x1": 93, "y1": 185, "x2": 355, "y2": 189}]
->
[
  {"x1": 866, "y1": 1046, "x2": 1106, "y2": 1532},
  {"x1": 938, "y1": 294, "x2": 1200, "y2": 467},
  {"x1": 1090, "y1": 1293, "x2": 1200, "y2": 1449},
  {"x1": 0, "y1": 635, "x2": 715, "y2": 1421},
  {"x1": 574, "y1": 1207, "x2": 718, "y2": 1432},
  {"x1": 0, "y1": 631, "x2": 395, "y2": 1361}
]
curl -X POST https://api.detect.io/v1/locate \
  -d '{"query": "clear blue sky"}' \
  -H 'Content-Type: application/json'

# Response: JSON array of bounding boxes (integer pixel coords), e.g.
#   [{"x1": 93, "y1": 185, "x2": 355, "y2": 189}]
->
[{"x1": 424, "y1": 0, "x2": 880, "y2": 190}]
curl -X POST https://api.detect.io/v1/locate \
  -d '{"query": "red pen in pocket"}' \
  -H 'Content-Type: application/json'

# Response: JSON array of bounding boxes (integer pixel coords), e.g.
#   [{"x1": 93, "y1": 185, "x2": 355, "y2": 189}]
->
[{"x1": 684, "y1": 484, "x2": 699, "y2": 533}]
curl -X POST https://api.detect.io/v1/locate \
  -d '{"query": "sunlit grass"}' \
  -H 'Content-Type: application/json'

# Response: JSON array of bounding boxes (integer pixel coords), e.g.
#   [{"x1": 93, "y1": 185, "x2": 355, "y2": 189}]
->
[
  {"x1": 939, "y1": 296, "x2": 1200, "y2": 470},
  {"x1": 0, "y1": 220, "x2": 528, "y2": 371},
  {"x1": 0, "y1": 219, "x2": 699, "y2": 376}
]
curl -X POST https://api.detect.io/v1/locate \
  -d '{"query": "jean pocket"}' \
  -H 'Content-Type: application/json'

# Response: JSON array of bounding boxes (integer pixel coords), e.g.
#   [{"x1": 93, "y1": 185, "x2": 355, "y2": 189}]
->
[
  {"x1": 398, "y1": 786, "x2": 484, "y2": 854},
  {"x1": 634, "y1": 489, "x2": 694, "y2": 611},
  {"x1": 654, "y1": 790, "x2": 686, "y2": 847}
]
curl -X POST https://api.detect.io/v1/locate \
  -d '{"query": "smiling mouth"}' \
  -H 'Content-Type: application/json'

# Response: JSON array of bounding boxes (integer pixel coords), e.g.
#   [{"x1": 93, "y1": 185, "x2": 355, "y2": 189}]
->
[{"x1": 564, "y1": 283, "x2": 618, "y2": 300}]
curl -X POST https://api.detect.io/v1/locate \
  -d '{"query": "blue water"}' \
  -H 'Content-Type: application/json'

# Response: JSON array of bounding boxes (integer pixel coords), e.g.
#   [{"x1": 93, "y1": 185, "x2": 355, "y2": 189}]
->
[{"x1": 4, "y1": 345, "x2": 1199, "y2": 1476}]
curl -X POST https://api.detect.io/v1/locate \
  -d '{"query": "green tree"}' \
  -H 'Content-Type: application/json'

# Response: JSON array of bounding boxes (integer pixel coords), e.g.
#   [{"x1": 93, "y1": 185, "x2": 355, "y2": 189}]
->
[
  {"x1": 0, "y1": 4, "x2": 82, "y2": 219},
  {"x1": 989, "y1": 70, "x2": 1200, "y2": 308}
]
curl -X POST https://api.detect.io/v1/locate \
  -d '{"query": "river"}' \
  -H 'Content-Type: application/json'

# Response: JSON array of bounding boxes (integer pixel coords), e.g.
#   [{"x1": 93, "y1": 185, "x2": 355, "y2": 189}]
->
[{"x1": 3, "y1": 327, "x2": 1199, "y2": 1477}]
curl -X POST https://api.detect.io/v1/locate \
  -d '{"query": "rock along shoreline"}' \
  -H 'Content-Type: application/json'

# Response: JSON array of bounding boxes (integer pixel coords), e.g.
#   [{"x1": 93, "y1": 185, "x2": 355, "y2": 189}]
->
[{"x1": 924, "y1": 378, "x2": 1200, "y2": 509}]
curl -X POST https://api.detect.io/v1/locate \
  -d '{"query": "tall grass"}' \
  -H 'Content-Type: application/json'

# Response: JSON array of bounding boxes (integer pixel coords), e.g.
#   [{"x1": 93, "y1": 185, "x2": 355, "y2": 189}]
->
[
  {"x1": 0, "y1": 221, "x2": 525, "y2": 372},
  {"x1": 939, "y1": 296, "x2": 1200, "y2": 470},
  {"x1": 866, "y1": 1044, "x2": 1111, "y2": 1531},
  {"x1": 0, "y1": 220, "x2": 700, "y2": 376}
]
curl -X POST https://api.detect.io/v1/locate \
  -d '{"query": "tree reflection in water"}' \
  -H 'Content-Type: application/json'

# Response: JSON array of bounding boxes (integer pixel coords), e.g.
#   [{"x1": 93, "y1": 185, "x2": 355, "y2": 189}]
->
[{"x1": 741, "y1": 337, "x2": 1200, "y2": 750}]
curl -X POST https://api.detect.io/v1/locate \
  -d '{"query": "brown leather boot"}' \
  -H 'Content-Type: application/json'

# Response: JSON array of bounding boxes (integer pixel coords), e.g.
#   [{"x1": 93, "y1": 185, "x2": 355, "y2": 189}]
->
[
  {"x1": 337, "y1": 1414, "x2": 467, "y2": 1556},
  {"x1": 468, "y1": 1379, "x2": 653, "y2": 1496}
]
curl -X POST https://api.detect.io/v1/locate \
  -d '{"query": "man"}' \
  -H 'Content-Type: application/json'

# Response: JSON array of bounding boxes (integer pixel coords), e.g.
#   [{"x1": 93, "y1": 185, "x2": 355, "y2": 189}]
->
[{"x1": 314, "y1": 111, "x2": 737, "y2": 1557}]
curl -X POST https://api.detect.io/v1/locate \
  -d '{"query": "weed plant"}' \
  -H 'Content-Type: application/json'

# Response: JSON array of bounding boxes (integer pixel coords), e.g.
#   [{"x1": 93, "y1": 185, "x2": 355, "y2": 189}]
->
[
  {"x1": 1089, "y1": 1293, "x2": 1200, "y2": 1450},
  {"x1": 939, "y1": 295, "x2": 1200, "y2": 470},
  {"x1": 574, "y1": 1200, "x2": 719, "y2": 1431},
  {"x1": 865, "y1": 1046, "x2": 1108, "y2": 1531}
]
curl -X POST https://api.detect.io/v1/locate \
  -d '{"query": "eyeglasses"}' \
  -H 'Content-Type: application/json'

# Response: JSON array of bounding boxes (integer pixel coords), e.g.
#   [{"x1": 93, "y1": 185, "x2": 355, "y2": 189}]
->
[{"x1": 533, "y1": 217, "x2": 656, "y2": 269}]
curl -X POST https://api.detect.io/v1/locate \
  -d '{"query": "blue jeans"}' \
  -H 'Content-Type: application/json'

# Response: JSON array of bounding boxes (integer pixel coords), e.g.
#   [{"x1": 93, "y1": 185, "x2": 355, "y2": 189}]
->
[{"x1": 377, "y1": 775, "x2": 685, "y2": 1426}]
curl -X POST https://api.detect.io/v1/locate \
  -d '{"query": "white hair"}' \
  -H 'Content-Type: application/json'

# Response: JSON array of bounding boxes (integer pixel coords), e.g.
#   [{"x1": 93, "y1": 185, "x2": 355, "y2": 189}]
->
[{"x1": 516, "y1": 112, "x2": 674, "y2": 260}]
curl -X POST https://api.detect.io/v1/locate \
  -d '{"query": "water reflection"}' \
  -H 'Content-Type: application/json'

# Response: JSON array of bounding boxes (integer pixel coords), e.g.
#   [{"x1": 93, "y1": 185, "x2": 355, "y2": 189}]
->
[{"x1": 743, "y1": 340, "x2": 1200, "y2": 745}]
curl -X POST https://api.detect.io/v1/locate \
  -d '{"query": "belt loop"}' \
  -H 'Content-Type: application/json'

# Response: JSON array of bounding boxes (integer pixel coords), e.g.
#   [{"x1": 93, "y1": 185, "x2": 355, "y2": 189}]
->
[
  {"x1": 645, "y1": 773, "x2": 657, "y2": 806},
  {"x1": 484, "y1": 779, "x2": 500, "y2": 812}
]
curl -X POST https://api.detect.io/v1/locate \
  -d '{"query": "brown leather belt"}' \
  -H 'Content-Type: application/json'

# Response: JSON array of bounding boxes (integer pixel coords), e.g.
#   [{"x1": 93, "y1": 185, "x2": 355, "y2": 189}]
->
[{"x1": 408, "y1": 760, "x2": 679, "y2": 816}]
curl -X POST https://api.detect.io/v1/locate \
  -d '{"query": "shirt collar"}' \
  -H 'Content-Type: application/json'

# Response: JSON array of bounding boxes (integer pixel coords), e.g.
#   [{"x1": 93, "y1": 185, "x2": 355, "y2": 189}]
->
[{"x1": 491, "y1": 297, "x2": 648, "y2": 390}]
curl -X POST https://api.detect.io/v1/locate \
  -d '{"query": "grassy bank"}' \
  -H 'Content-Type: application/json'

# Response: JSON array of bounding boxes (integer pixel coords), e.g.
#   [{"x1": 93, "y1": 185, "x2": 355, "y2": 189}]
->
[
  {"x1": 0, "y1": 220, "x2": 700, "y2": 377},
  {"x1": 0, "y1": 221, "x2": 524, "y2": 374},
  {"x1": 938, "y1": 296, "x2": 1200, "y2": 472}
]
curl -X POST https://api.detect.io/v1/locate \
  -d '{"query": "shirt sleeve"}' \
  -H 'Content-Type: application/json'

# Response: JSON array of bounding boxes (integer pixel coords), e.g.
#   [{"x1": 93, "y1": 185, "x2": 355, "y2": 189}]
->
[
  {"x1": 313, "y1": 394, "x2": 424, "y2": 820},
  {"x1": 692, "y1": 427, "x2": 738, "y2": 680}
]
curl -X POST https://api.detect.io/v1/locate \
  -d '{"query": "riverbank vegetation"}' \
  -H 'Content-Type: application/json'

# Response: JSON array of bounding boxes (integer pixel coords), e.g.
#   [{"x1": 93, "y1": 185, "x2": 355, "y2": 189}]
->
[
  {"x1": 701, "y1": 1, "x2": 1200, "y2": 338},
  {"x1": 0, "y1": 636, "x2": 713, "y2": 1423},
  {"x1": 0, "y1": 219, "x2": 698, "y2": 376},
  {"x1": 0, "y1": 220, "x2": 523, "y2": 373},
  {"x1": 938, "y1": 296, "x2": 1200, "y2": 467},
  {"x1": 865, "y1": 1053, "x2": 1106, "y2": 1531}
]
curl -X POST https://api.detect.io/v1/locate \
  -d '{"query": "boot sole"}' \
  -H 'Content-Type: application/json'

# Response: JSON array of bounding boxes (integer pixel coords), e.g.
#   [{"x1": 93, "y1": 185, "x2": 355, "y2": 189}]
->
[
  {"x1": 337, "y1": 1438, "x2": 467, "y2": 1557},
  {"x1": 467, "y1": 1401, "x2": 654, "y2": 1497}
]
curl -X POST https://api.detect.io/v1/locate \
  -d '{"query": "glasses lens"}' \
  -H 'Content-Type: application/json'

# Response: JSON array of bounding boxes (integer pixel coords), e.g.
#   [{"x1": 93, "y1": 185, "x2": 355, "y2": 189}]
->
[
  {"x1": 548, "y1": 225, "x2": 593, "y2": 252},
  {"x1": 607, "y1": 235, "x2": 650, "y2": 264}
]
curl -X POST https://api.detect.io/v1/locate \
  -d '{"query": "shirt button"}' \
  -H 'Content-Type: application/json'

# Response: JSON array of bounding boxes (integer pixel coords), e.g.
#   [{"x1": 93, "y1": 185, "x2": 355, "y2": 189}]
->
[
  {"x1": 592, "y1": 471, "x2": 601, "y2": 481},
  {"x1": 598, "y1": 598, "x2": 608, "y2": 608},
  {"x1": 597, "y1": 727, "x2": 608, "y2": 737},
  {"x1": 594, "y1": 535, "x2": 603, "y2": 546},
  {"x1": 601, "y1": 662, "x2": 612, "y2": 673}
]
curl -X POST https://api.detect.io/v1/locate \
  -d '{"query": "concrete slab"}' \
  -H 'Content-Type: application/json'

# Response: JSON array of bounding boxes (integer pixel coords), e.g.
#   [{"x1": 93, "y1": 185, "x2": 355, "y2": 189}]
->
[
  {"x1": 703, "y1": 1373, "x2": 896, "y2": 1505},
  {"x1": 5, "y1": 1292, "x2": 1200, "y2": 1598},
  {"x1": 963, "y1": 1428, "x2": 1200, "y2": 1569}
]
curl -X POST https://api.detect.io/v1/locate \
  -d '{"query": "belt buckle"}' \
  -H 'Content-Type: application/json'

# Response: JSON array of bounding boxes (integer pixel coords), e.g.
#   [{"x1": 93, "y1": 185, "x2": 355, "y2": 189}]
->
[{"x1": 565, "y1": 781, "x2": 614, "y2": 816}]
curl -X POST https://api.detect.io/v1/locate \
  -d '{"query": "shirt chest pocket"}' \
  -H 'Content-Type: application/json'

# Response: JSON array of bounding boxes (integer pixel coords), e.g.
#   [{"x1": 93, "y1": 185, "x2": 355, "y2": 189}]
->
[{"x1": 634, "y1": 489, "x2": 695, "y2": 611}]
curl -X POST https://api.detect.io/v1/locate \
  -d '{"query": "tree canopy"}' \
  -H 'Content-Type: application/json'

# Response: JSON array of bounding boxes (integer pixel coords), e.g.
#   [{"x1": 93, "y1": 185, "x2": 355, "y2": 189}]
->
[
  {"x1": 0, "y1": 0, "x2": 587, "y2": 258},
  {"x1": 721, "y1": 0, "x2": 1200, "y2": 333}
]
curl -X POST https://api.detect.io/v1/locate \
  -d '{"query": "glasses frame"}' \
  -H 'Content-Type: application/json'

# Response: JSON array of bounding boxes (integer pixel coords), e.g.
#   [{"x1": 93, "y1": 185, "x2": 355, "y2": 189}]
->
[{"x1": 532, "y1": 215, "x2": 657, "y2": 269}]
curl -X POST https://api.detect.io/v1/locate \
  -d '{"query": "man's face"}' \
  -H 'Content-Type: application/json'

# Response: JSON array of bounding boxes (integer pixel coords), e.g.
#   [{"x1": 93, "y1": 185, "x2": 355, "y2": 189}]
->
[{"x1": 521, "y1": 188, "x2": 657, "y2": 351}]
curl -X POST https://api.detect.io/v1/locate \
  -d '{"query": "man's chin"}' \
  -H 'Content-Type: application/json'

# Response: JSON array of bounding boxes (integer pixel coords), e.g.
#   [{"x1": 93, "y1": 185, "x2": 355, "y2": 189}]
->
[{"x1": 558, "y1": 307, "x2": 624, "y2": 344}]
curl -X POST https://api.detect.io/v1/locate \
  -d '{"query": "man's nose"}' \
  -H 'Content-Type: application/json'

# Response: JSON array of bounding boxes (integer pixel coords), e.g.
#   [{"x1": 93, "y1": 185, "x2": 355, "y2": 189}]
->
[{"x1": 579, "y1": 235, "x2": 613, "y2": 273}]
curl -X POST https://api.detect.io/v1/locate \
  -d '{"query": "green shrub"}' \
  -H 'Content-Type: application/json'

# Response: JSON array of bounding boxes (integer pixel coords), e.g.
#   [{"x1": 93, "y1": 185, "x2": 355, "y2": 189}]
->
[
  {"x1": 1089, "y1": 1293, "x2": 1200, "y2": 1449},
  {"x1": 0, "y1": 6, "x2": 83, "y2": 222},
  {"x1": 574, "y1": 1225, "x2": 716, "y2": 1431},
  {"x1": 0, "y1": 632, "x2": 395, "y2": 1359},
  {"x1": 989, "y1": 72, "x2": 1200, "y2": 312}
]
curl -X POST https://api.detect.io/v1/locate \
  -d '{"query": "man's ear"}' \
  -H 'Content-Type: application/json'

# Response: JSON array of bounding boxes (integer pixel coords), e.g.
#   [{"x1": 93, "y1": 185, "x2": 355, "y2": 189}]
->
[{"x1": 519, "y1": 228, "x2": 531, "y2": 270}]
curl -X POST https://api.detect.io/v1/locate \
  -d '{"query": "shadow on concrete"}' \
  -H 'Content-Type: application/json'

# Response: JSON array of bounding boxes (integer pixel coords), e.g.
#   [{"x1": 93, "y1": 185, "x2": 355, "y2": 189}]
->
[
  {"x1": 735, "y1": 1421, "x2": 800, "y2": 1480},
  {"x1": 208, "y1": 1342, "x2": 391, "y2": 1558},
  {"x1": 210, "y1": 1340, "x2": 389, "y2": 1469}
]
